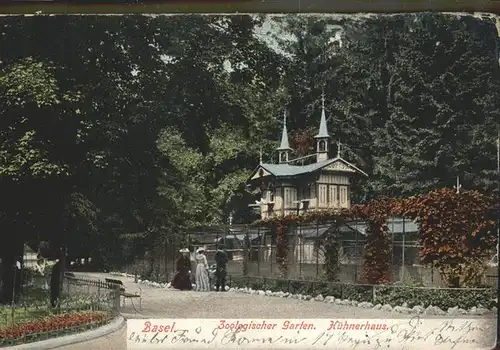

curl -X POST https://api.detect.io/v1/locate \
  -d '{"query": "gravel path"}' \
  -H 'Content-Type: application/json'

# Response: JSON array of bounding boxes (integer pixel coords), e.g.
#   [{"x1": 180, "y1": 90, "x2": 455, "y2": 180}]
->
[{"x1": 58, "y1": 272, "x2": 494, "y2": 349}]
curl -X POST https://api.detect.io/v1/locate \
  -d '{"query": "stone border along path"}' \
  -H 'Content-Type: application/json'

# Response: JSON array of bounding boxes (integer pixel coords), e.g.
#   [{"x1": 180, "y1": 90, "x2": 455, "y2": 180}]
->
[
  {"x1": 128, "y1": 273, "x2": 496, "y2": 317},
  {"x1": 51, "y1": 272, "x2": 494, "y2": 350}
]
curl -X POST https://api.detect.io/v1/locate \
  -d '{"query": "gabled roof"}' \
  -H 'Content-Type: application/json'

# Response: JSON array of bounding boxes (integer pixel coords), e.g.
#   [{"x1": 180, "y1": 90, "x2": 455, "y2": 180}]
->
[{"x1": 247, "y1": 156, "x2": 368, "y2": 182}]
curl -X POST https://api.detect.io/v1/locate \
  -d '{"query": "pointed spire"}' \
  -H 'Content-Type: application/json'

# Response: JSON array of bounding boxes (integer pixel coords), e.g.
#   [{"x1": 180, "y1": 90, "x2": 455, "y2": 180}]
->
[
  {"x1": 337, "y1": 140, "x2": 342, "y2": 157},
  {"x1": 277, "y1": 110, "x2": 292, "y2": 150},
  {"x1": 315, "y1": 90, "x2": 329, "y2": 139},
  {"x1": 259, "y1": 147, "x2": 263, "y2": 164}
]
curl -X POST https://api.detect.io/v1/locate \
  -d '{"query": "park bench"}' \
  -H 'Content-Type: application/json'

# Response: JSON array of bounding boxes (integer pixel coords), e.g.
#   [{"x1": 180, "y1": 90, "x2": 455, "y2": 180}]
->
[
  {"x1": 63, "y1": 271, "x2": 86, "y2": 287},
  {"x1": 105, "y1": 278, "x2": 142, "y2": 311}
]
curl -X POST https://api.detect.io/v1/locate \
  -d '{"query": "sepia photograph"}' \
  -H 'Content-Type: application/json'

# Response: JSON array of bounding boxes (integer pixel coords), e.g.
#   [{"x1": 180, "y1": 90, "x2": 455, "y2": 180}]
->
[{"x1": 0, "y1": 12, "x2": 498, "y2": 349}]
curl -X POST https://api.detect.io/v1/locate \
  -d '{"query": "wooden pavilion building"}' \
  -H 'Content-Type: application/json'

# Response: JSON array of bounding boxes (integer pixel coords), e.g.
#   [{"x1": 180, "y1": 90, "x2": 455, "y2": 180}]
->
[
  {"x1": 241, "y1": 96, "x2": 422, "y2": 282},
  {"x1": 247, "y1": 95, "x2": 368, "y2": 219}
]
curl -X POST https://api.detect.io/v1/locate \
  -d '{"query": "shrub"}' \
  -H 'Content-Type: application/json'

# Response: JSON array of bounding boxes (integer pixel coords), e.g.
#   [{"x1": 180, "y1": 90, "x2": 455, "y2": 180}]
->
[
  {"x1": 375, "y1": 286, "x2": 496, "y2": 309},
  {"x1": 230, "y1": 276, "x2": 496, "y2": 310}
]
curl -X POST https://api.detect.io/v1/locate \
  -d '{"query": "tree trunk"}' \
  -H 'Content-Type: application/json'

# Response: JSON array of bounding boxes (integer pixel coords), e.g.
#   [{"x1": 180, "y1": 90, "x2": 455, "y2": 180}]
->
[
  {"x1": 164, "y1": 241, "x2": 169, "y2": 282},
  {"x1": 0, "y1": 239, "x2": 24, "y2": 304},
  {"x1": 59, "y1": 244, "x2": 67, "y2": 295}
]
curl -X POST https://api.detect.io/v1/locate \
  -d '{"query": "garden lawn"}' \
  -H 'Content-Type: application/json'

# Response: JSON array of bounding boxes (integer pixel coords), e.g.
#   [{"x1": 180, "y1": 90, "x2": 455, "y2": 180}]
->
[{"x1": 0, "y1": 287, "x2": 112, "y2": 329}]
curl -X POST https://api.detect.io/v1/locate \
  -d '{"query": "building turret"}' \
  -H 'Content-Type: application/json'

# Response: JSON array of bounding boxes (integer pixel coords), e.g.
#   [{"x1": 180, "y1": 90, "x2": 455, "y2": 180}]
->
[
  {"x1": 277, "y1": 111, "x2": 292, "y2": 164},
  {"x1": 314, "y1": 93, "x2": 330, "y2": 162}
]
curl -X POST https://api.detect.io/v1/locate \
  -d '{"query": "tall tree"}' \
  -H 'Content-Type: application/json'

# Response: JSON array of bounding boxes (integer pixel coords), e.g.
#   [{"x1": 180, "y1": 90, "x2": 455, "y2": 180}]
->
[{"x1": 371, "y1": 14, "x2": 500, "y2": 196}]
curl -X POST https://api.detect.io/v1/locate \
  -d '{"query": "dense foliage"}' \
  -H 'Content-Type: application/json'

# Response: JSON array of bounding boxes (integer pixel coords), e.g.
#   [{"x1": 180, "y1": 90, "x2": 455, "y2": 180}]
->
[
  {"x1": 256, "y1": 188, "x2": 497, "y2": 286},
  {"x1": 0, "y1": 14, "x2": 499, "y2": 302},
  {"x1": 392, "y1": 188, "x2": 497, "y2": 287}
]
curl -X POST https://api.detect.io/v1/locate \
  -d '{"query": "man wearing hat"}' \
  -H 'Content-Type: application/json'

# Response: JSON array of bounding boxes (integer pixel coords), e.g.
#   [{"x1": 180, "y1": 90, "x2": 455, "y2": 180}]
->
[
  {"x1": 214, "y1": 249, "x2": 229, "y2": 292},
  {"x1": 171, "y1": 248, "x2": 192, "y2": 291}
]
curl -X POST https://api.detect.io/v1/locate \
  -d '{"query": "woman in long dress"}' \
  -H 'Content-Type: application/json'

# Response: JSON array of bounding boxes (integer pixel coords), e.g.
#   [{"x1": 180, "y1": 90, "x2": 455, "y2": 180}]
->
[
  {"x1": 171, "y1": 248, "x2": 192, "y2": 291},
  {"x1": 195, "y1": 248, "x2": 210, "y2": 292}
]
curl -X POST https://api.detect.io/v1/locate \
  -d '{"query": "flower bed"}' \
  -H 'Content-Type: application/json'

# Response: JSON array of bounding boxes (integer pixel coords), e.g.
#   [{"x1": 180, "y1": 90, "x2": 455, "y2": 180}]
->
[
  {"x1": 230, "y1": 276, "x2": 497, "y2": 311},
  {"x1": 0, "y1": 311, "x2": 109, "y2": 347}
]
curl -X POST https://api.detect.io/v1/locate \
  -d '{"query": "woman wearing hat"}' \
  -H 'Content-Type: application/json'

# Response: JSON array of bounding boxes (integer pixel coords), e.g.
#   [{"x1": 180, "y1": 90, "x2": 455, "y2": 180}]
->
[
  {"x1": 171, "y1": 248, "x2": 192, "y2": 291},
  {"x1": 194, "y1": 247, "x2": 210, "y2": 292}
]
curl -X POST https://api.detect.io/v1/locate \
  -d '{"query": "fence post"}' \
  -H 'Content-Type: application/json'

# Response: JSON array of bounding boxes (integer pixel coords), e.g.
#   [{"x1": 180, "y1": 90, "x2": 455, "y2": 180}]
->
[
  {"x1": 372, "y1": 285, "x2": 377, "y2": 304},
  {"x1": 341, "y1": 284, "x2": 344, "y2": 299},
  {"x1": 298, "y1": 223, "x2": 302, "y2": 278},
  {"x1": 257, "y1": 226, "x2": 261, "y2": 276},
  {"x1": 243, "y1": 226, "x2": 249, "y2": 276},
  {"x1": 113, "y1": 286, "x2": 121, "y2": 315},
  {"x1": 316, "y1": 221, "x2": 319, "y2": 279}
]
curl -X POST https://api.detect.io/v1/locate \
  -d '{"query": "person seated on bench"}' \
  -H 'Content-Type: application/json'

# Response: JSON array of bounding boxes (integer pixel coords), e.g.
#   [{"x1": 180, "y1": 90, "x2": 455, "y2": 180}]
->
[{"x1": 171, "y1": 248, "x2": 192, "y2": 291}]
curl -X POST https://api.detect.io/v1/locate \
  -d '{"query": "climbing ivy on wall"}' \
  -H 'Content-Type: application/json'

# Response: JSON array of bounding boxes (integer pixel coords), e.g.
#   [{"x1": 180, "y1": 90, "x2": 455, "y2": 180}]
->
[
  {"x1": 254, "y1": 201, "x2": 391, "y2": 284},
  {"x1": 253, "y1": 188, "x2": 497, "y2": 287},
  {"x1": 391, "y1": 188, "x2": 497, "y2": 287},
  {"x1": 322, "y1": 225, "x2": 342, "y2": 282}
]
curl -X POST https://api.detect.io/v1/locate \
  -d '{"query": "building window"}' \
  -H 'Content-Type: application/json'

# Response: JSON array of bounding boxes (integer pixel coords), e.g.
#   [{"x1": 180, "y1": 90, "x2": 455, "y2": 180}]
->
[
  {"x1": 280, "y1": 152, "x2": 287, "y2": 162},
  {"x1": 285, "y1": 187, "x2": 297, "y2": 208},
  {"x1": 318, "y1": 140, "x2": 326, "y2": 152},
  {"x1": 329, "y1": 185, "x2": 338, "y2": 207},
  {"x1": 339, "y1": 186, "x2": 348, "y2": 206},
  {"x1": 318, "y1": 184, "x2": 327, "y2": 206}
]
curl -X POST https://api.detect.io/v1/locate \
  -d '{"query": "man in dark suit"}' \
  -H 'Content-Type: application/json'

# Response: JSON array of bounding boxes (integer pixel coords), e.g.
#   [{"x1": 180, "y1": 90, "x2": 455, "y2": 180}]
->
[
  {"x1": 50, "y1": 260, "x2": 61, "y2": 307},
  {"x1": 214, "y1": 250, "x2": 229, "y2": 292}
]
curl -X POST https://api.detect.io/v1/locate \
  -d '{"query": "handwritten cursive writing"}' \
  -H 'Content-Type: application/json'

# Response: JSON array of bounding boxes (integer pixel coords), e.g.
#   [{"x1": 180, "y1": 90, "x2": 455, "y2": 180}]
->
[
  {"x1": 129, "y1": 328, "x2": 218, "y2": 345},
  {"x1": 220, "y1": 328, "x2": 308, "y2": 346}
]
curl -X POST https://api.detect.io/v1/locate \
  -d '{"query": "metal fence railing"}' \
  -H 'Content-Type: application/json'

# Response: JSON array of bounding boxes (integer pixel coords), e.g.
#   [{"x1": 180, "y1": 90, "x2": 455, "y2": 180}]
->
[
  {"x1": 62, "y1": 276, "x2": 121, "y2": 313},
  {"x1": 0, "y1": 275, "x2": 120, "y2": 347}
]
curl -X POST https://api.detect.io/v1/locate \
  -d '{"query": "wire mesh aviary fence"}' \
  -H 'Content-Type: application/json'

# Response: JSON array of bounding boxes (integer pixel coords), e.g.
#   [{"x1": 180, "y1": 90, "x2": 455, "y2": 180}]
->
[{"x1": 111, "y1": 217, "x2": 497, "y2": 289}]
